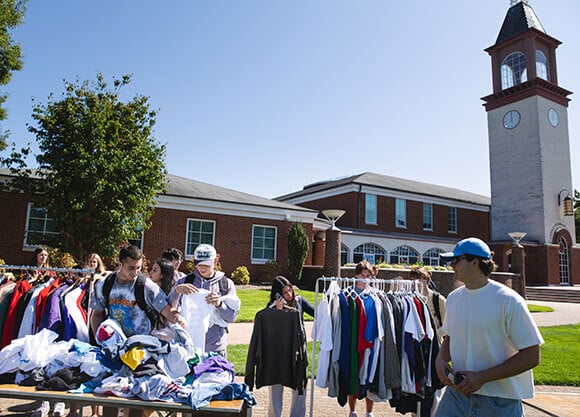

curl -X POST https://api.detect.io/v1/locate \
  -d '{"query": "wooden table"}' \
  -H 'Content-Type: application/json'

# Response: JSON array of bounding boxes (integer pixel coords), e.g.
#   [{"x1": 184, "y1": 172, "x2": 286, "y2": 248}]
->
[{"x1": 0, "y1": 384, "x2": 251, "y2": 417}]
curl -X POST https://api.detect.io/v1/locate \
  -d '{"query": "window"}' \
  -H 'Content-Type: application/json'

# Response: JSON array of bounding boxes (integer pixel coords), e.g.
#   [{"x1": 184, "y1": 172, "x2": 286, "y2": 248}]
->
[
  {"x1": 365, "y1": 194, "x2": 377, "y2": 225},
  {"x1": 395, "y1": 199, "x2": 406, "y2": 228},
  {"x1": 559, "y1": 237, "x2": 569, "y2": 285},
  {"x1": 341, "y1": 243, "x2": 349, "y2": 266},
  {"x1": 353, "y1": 243, "x2": 386, "y2": 265},
  {"x1": 536, "y1": 50, "x2": 549, "y2": 81},
  {"x1": 423, "y1": 203, "x2": 433, "y2": 230},
  {"x1": 24, "y1": 204, "x2": 58, "y2": 247},
  {"x1": 185, "y1": 219, "x2": 215, "y2": 258},
  {"x1": 448, "y1": 207, "x2": 457, "y2": 233},
  {"x1": 252, "y1": 225, "x2": 277, "y2": 263},
  {"x1": 501, "y1": 52, "x2": 527, "y2": 90},
  {"x1": 389, "y1": 245, "x2": 419, "y2": 265},
  {"x1": 423, "y1": 248, "x2": 444, "y2": 267}
]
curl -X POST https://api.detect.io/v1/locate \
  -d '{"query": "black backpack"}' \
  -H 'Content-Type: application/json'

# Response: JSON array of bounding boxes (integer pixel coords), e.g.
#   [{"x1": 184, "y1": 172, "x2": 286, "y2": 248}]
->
[
  {"x1": 184, "y1": 273, "x2": 230, "y2": 296},
  {"x1": 432, "y1": 291, "x2": 443, "y2": 328},
  {"x1": 102, "y1": 272, "x2": 161, "y2": 328}
]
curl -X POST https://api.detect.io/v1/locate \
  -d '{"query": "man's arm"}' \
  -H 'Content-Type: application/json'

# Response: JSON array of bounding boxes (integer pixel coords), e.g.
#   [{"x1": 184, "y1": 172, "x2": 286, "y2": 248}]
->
[
  {"x1": 455, "y1": 344, "x2": 541, "y2": 396},
  {"x1": 435, "y1": 335, "x2": 455, "y2": 386},
  {"x1": 90, "y1": 309, "x2": 106, "y2": 339},
  {"x1": 160, "y1": 304, "x2": 186, "y2": 327}
]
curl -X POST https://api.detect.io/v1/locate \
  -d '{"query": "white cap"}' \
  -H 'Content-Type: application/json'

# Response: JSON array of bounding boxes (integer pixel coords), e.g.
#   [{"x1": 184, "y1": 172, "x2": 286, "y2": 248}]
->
[{"x1": 194, "y1": 244, "x2": 217, "y2": 266}]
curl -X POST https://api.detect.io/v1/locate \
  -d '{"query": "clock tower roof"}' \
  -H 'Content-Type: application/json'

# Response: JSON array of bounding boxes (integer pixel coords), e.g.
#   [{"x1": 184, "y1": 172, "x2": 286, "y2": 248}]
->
[{"x1": 496, "y1": 1, "x2": 545, "y2": 45}]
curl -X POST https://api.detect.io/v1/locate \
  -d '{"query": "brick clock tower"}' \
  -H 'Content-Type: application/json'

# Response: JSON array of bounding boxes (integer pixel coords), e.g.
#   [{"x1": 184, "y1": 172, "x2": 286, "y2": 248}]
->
[{"x1": 482, "y1": 0, "x2": 577, "y2": 285}]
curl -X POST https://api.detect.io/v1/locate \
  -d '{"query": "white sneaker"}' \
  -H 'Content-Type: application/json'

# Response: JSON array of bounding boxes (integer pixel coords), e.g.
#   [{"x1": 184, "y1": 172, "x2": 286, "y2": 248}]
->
[
  {"x1": 52, "y1": 402, "x2": 66, "y2": 417},
  {"x1": 366, "y1": 413, "x2": 374, "y2": 417},
  {"x1": 349, "y1": 412, "x2": 358, "y2": 417},
  {"x1": 31, "y1": 401, "x2": 50, "y2": 417}
]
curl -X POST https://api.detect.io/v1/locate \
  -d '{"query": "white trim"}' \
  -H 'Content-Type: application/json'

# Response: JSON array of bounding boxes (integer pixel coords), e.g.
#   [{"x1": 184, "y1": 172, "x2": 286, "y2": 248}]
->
[
  {"x1": 282, "y1": 183, "x2": 489, "y2": 212},
  {"x1": 156, "y1": 195, "x2": 317, "y2": 223}
]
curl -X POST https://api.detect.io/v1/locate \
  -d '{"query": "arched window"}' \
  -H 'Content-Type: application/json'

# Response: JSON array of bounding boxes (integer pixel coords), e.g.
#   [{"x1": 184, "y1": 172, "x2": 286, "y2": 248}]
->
[
  {"x1": 559, "y1": 237, "x2": 569, "y2": 285},
  {"x1": 536, "y1": 50, "x2": 549, "y2": 81},
  {"x1": 422, "y1": 248, "x2": 444, "y2": 267},
  {"x1": 389, "y1": 245, "x2": 419, "y2": 265},
  {"x1": 341, "y1": 243, "x2": 349, "y2": 266},
  {"x1": 501, "y1": 52, "x2": 527, "y2": 89},
  {"x1": 353, "y1": 243, "x2": 386, "y2": 264}
]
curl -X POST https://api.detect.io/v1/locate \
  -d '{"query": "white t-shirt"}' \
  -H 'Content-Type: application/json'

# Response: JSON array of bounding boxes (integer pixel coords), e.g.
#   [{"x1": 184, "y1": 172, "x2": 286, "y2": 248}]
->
[{"x1": 442, "y1": 280, "x2": 544, "y2": 399}]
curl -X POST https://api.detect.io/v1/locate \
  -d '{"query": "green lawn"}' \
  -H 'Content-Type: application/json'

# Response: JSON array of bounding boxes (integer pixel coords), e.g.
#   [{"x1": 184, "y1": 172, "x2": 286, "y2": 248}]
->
[
  {"x1": 236, "y1": 288, "x2": 317, "y2": 322},
  {"x1": 528, "y1": 304, "x2": 555, "y2": 313},
  {"x1": 231, "y1": 288, "x2": 579, "y2": 386}
]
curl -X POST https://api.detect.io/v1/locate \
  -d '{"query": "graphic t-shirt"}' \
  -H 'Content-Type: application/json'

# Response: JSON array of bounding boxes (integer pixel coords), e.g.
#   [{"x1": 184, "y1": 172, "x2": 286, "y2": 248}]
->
[{"x1": 90, "y1": 275, "x2": 168, "y2": 337}]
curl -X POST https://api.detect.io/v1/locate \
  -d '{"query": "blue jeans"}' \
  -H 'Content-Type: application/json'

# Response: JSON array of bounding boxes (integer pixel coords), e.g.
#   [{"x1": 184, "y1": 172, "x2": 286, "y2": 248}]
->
[{"x1": 434, "y1": 387, "x2": 524, "y2": 417}]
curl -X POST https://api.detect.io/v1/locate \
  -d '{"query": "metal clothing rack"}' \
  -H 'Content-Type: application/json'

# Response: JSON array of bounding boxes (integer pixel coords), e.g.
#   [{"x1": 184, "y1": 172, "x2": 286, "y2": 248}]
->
[
  {"x1": 0, "y1": 264, "x2": 96, "y2": 342},
  {"x1": 0, "y1": 264, "x2": 93, "y2": 274},
  {"x1": 309, "y1": 276, "x2": 420, "y2": 417}
]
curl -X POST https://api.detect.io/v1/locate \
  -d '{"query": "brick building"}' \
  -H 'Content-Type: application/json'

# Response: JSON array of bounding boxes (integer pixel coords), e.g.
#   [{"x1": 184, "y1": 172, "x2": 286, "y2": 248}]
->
[
  {"x1": 276, "y1": 172, "x2": 491, "y2": 268},
  {"x1": 0, "y1": 170, "x2": 320, "y2": 280}
]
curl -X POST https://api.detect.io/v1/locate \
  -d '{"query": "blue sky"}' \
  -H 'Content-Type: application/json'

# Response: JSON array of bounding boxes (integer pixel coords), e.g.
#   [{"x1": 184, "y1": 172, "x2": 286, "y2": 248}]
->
[{"x1": 2, "y1": 0, "x2": 580, "y2": 199}]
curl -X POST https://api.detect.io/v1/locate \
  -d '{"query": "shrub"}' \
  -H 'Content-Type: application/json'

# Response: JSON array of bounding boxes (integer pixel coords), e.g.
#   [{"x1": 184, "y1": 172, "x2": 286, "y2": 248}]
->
[
  {"x1": 287, "y1": 222, "x2": 309, "y2": 283},
  {"x1": 48, "y1": 248, "x2": 76, "y2": 268},
  {"x1": 260, "y1": 260, "x2": 280, "y2": 283},
  {"x1": 231, "y1": 266, "x2": 250, "y2": 285}
]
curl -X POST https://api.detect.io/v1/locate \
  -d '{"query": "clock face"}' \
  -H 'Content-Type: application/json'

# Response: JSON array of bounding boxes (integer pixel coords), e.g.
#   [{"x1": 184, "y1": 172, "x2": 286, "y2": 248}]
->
[
  {"x1": 503, "y1": 110, "x2": 521, "y2": 129},
  {"x1": 548, "y1": 108, "x2": 559, "y2": 127}
]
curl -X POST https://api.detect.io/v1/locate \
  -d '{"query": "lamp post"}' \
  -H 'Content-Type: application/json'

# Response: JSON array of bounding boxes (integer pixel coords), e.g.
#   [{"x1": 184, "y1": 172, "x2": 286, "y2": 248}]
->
[
  {"x1": 321, "y1": 209, "x2": 345, "y2": 278},
  {"x1": 508, "y1": 232, "x2": 527, "y2": 298}
]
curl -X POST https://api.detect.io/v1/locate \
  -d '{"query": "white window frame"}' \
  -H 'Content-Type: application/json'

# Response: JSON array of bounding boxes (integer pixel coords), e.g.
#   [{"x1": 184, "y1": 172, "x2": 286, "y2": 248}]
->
[
  {"x1": 448, "y1": 207, "x2": 457, "y2": 233},
  {"x1": 365, "y1": 194, "x2": 377, "y2": 225},
  {"x1": 185, "y1": 218, "x2": 216, "y2": 259},
  {"x1": 23, "y1": 203, "x2": 59, "y2": 249},
  {"x1": 395, "y1": 199, "x2": 406, "y2": 228},
  {"x1": 423, "y1": 203, "x2": 433, "y2": 231},
  {"x1": 252, "y1": 224, "x2": 277, "y2": 264}
]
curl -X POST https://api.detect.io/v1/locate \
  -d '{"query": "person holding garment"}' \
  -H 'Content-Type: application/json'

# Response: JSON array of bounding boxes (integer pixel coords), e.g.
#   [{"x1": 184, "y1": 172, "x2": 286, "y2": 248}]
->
[
  {"x1": 266, "y1": 276, "x2": 314, "y2": 417},
  {"x1": 434, "y1": 237, "x2": 544, "y2": 417},
  {"x1": 148, "y1": 258, "x2": 178, "y2": 341},
  {"x1": 409, "y1": 266, "x2": 447, "y2": 416},
  {"x1": 89, "y1": 244, "x2": 184, "y2": 417},
  {"x1": 169, "y1": 244, "x2": 240, "y2": 357}
]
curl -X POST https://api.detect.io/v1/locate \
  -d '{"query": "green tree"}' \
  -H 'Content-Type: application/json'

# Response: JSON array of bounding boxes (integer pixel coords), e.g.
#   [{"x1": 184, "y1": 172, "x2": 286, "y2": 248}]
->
[
  {"x1": 287, "y1": 222, "x2": 309, "y2": 283},
  {"x1": 0, "y1": 0, "x2": 28, "y2": 150},
  {"x1": 4, "y1": 73, "x2": 167, "y2": 262}
]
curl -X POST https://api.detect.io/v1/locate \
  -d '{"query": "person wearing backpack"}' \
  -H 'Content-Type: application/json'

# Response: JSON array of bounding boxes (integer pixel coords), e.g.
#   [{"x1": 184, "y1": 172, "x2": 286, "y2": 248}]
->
[
  {"x1": 89, "y1": 244, "x2": 185, "y2": 417},
  {"x1": 409, "y1": 266, "x2": 447, "y2": 417},
  {"x1": 169, "y1": 244, "x2": 240, "y2": 357}
]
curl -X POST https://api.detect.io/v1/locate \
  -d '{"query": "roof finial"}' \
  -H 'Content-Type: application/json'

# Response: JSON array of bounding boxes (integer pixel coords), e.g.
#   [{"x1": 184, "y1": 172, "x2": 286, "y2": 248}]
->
[{"x1": 510, "y1": 0, "x2": 529, "y2": 6}]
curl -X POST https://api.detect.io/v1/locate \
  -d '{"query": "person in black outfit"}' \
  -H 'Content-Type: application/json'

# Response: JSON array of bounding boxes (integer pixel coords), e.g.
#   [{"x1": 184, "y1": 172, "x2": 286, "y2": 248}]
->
[{"x1": 265, "y1": 276, "x2": 314, "y2": 417}]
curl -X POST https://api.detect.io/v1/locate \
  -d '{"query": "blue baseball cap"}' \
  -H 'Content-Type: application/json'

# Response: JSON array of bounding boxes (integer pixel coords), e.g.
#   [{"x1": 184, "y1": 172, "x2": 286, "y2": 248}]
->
[{"x1": 440, "y1": 237, "x2": 492, "y2": 261}]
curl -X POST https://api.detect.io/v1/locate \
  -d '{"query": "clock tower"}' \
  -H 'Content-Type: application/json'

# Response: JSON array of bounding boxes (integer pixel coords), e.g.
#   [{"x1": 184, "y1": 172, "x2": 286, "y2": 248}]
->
[{"x1": 482, "y1": 0, "x2": 577, "y2": 285}]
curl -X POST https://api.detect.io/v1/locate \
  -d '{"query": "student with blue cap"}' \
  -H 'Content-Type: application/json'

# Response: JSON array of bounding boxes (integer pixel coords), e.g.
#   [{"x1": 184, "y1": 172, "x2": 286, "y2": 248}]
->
[{"x1": 434, "y1": 237, "x2": 544, "y2": 417}]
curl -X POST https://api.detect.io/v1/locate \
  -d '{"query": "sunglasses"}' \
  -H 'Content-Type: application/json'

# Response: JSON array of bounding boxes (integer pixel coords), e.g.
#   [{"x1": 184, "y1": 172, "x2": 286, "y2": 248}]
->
[{"x1": 450, "y1": 255, "x2": 469, "y2": 265}]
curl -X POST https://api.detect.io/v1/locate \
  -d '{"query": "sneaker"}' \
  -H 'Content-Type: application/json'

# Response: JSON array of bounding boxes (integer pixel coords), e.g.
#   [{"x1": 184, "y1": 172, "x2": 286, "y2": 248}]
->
[
  {"x1": 31, "y1": 401, "x2": 50, "y2": 417},
  {"x1": 349, "y1": 412, "x2": 358, "y2": 417},
  {"x1": 52, "y1": 402, "x2": 66, "y2": 417},
  {"x1": 366, "y1": 413, "x2": 374, "y2": 417}
]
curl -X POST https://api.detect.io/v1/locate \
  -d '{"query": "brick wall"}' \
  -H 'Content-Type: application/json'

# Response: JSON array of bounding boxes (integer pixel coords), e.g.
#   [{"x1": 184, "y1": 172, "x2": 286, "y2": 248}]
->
[{"x1": 144, "y1": 207, "x2": 314, "y2": 281}]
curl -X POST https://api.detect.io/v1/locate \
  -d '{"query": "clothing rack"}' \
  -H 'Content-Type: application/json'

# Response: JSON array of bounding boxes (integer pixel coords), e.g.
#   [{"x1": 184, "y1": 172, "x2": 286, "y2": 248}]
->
[
  {"x1": 309, "y1": 276, "x2": 421, "y2": 417},
  {"x1": 0, "y1": 264, "x2": 93, "y2": 274},
  {"x1": 0, "y1": 264, "x2": 96, "y2": 347}
]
